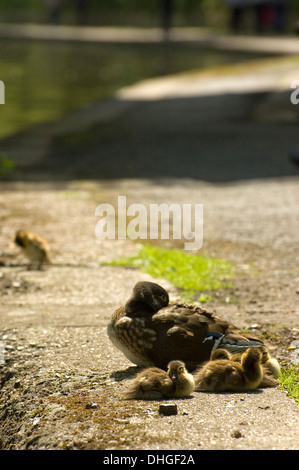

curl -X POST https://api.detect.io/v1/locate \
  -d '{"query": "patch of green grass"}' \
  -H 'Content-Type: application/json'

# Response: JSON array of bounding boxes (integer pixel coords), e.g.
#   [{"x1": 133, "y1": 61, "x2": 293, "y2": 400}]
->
[
  {"x1": 0, "y1": 153, "x2": 15, "y2": 177},
  {"x1": 278, "y1": 365, "x2": 299, "y2": 405},
  {"x1": 107, "y1": 244, "x2": 235, "y2": 301}
]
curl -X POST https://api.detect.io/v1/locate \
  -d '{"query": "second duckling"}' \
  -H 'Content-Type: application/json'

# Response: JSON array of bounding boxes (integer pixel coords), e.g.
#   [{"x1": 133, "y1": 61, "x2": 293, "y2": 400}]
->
[
  {"x1": 194, "y1": 347, "x2": 264, "y2": 392},
  {"x1": 212, "y1": 348, "x2": 280, "y2": 388},
  {"x1": 124, "y1": 360, "x2": 195, "y2": 400}
]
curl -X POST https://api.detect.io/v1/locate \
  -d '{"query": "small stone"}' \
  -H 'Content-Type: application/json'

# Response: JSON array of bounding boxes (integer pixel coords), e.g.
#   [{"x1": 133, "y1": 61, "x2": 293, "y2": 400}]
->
[
  {"x1": 14, "y1": 379, "x2": 21, "y2": 389},
  {"x1": 159, "y1": 403, "x2": 178, "y2": 416},
  {"x1": 85, "y1": 402, "x2": 98, "y2": 410},
  {"x1": 289, "y1": 340, "x2": 299, "y2": 350},
  {"x1": 231, "y1": 429, "x2": 243, "y2": 439},
  {"x1": 32, "y1": 417, "x2": 40, "y2": 427},
  {"x1": 12, "y1": 281, "x2": 21, "y2": 288},
  {"x1": 289, "y1": 340, "x2": 299, "y2": 365}
]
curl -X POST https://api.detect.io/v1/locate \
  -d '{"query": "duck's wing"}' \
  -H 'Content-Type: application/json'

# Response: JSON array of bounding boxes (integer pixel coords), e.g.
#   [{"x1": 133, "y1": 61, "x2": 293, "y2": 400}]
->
[
  {"x1": 144, "y1": 305, "x2": 213, "y2": 370},
  {"x1": 197, "y1": 309, "x2": 265, "y2": 351},
  {"x1": 217, "y1": 335, "x2": 265, "y2": 354}
]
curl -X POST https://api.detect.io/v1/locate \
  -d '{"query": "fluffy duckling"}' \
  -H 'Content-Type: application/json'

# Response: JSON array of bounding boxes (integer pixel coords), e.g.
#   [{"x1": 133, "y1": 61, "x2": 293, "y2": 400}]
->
[
  {"x1": 194, "y1": 347, "x2": 264, "y2": 392},
  {"x1": 108, "y1": 281, "x2": 265, "y2": 371},
  {"x1": 124, "y1": 360, "x2": 195, "y2": 400},
  {"x1": 260, "y1": 350, "x2": 280, "y2": 379},
  {"x1": 14, "y1": 229, "x2": 51, "y2": 269},
  {"x1": 229, "y1": 348, "x2": 280, "y2": 387}
]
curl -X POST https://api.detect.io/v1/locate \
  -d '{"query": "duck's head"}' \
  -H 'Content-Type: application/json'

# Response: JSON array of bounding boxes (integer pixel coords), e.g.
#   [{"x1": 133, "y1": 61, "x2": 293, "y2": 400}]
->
[
  {"x1": 167, "y1": 360, "x2": 187, "y2": 382},
  {"x1": 125, "y1": 281, "x2": 169, "y2": 316}
]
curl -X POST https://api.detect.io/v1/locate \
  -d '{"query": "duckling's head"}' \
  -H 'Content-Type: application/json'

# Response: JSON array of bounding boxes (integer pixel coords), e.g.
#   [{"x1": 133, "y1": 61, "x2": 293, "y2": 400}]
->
[
  {"x1": 125, "y1": 281, "x2": 169, "y2": 316},
  {"x1": 211, "y1": 349, "x2": 231, "y2": 361},
  {"x1": 260, "y1": 350, "x2": 281, "y2": 378},
  {"x1": 167, "y1": 360, "x2": 187, "y2": 381},
  {"x1": 260, "y1": 349, "x2": 270, "y2": 363},
  {"x1": 14, "y1": 230, "x2": 28, "y2": 248},
  {"x1": 241, "y1": 347, "x2": 262, "y2": 369}
]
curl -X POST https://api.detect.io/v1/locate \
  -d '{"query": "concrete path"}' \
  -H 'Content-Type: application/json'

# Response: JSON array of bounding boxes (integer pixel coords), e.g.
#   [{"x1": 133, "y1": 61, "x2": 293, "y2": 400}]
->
[
  {"x1": 0, "y1": 176, "x2": 298, "y2": 451},
  {"x1": 0, "y1": 22, "x2": 299, "y2": 55},
  {"x1": 0, "y1": 32, "x2": 299, "y2": 450}
]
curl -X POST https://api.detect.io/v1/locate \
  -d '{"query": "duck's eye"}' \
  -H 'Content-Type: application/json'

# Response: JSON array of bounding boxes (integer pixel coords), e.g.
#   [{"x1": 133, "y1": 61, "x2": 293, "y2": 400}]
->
[{"x1": 160, "y1": 295, "x2": 167, "y2": 302}]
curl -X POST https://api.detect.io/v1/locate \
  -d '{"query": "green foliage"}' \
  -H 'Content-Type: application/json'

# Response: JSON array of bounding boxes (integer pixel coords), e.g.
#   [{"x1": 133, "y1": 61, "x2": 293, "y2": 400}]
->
[
  {"x1": 0, "y1": 153, "x2": 15, "y2": 177},
  {"x1": 279, "y1": 365, "x2": 299, "y2": 405},
  {"x1": 0, "y1": 0, "x2": 41, "y2": 9},
  {"x1": 108, "y1": 244, "x2": 235, "y2": 301}
]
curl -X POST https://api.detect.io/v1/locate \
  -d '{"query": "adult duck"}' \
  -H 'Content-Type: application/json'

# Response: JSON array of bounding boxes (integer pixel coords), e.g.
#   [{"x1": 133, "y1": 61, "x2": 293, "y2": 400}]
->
[{"x1": 108, "y1": 281, "x2": 265, "y2": 371}]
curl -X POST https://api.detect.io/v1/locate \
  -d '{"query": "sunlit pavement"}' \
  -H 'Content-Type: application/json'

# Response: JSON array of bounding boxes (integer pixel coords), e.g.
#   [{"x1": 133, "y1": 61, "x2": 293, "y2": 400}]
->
[{"x1": 0, "y1": 22, "x2": 299, "y2": 54}]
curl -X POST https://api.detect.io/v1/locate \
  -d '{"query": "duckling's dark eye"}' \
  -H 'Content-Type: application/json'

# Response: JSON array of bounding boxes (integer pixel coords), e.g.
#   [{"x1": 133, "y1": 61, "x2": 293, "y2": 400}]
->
[{"x1": 160, "y1": 295, "x2": 167, "y2": 302}]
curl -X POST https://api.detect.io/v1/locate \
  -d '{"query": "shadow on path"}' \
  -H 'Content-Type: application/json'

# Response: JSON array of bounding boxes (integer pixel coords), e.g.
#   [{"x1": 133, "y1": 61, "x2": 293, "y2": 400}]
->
[{"x1": 4, "y1": 91, "x2": 297, "y2": 183}]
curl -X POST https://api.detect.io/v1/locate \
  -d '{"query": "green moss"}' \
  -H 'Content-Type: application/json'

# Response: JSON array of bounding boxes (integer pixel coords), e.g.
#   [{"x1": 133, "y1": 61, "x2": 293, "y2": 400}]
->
[
  {"x1": 279, "y1": 365, "x2": 299, "y2": 405},
  {"x1": 107, "y1": 244, "x2": 235, "y2": 301}
]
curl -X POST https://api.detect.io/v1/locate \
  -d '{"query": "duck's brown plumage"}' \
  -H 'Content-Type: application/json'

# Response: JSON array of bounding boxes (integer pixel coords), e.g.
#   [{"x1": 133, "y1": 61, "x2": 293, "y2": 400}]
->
[{"x1": 108, "y1": 281, "x2": 265, "y2": 371}]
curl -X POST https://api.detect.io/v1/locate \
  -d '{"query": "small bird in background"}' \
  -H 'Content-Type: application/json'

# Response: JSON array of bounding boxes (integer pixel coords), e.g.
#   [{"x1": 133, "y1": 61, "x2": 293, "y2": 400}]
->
[
  {"x1": 194, "y1": 347, "x2": 266, "y2": 393},
  {"x1": 124, "y1": 360, "x2": 195, "y2": 400},
  {"x1": 14, "y1": 229, "x2": 51, "y2": 270}
]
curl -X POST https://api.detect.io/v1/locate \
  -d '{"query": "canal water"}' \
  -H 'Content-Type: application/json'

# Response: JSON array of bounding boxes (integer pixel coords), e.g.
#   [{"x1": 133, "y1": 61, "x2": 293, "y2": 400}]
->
[{"x1": 0, "y1": 38, "x2": 262, "y2": 140}]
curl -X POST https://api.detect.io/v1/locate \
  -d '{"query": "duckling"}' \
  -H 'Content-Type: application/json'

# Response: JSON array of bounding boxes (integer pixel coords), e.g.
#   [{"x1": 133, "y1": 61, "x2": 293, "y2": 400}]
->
[
  {"x1": 124, "y1": 360, "x2": 195, "y2": 400},
  {"x1": 14, "y1": 229, "x2": 51, "y2": 269},
  {"x1": 260, "y1": 350, "x2": 280, "y2": 379},
  {"x1": 207, "y1": 348, "x2": 279, "y2": 387},
  {"x1": 236, "y1": 349, "x2": 279, "y2": 387},
  {"x1": 167, "y1": 360, "x2": 195, "y2": 398},
  {"x1": 108, "y1": 281, "x2": 265, "y2": 371},
  {"x1": 194, "y1": 347, "x2": 264, "y2": 392},
  {"x1": 209, "y1": 349, "x2": 231, "y2": 361}
]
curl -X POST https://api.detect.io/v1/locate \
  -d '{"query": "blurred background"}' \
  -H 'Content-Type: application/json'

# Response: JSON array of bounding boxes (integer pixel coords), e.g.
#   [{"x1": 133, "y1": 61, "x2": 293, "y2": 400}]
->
[
  {"x1": 0, "y1": 0, "x2": 298, "y2": 29},
  {"x1": 0, "y1": 0, "x2": 299, "y2": 181}
]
